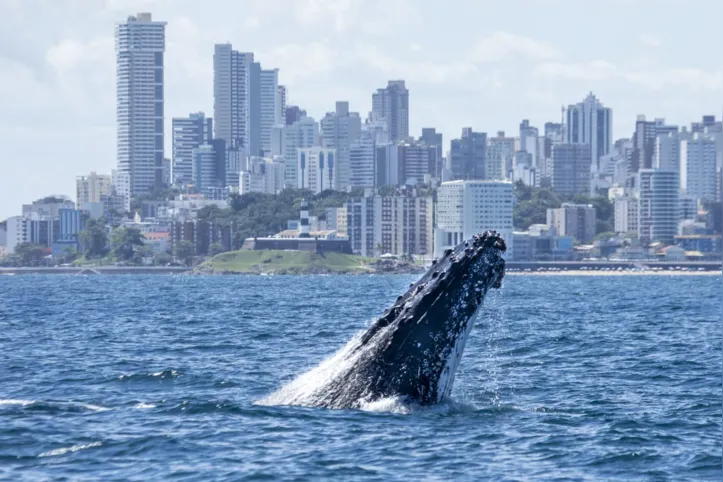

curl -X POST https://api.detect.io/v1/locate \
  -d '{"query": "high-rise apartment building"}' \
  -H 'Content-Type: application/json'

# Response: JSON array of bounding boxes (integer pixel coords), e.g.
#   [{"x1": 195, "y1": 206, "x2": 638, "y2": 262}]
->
[
  {"x1": 277, "y1": 85, "x2": 287, "y2": 122},
  {"x1": 76, "y1": 172, "x2": 112, "y2": 206},
  {"x1": 372, "y1": 81, "x2": 409, "y2": 142},
  {"x1": 115, "y1": 12, "x2": 166, "y2": 195},
  {"x1": 654, "y1": 131, "x2": 680, "y2": 171},
  {"x1": 434, "y1": 180, "x2": 514, "y2": 258},
  {"x1": 346, "y1": 192, "x2": 433, "y2": 257},
  {"x1": 680, "y1": 134, "x2": 718, "y2": 201},
  {"x1": 213, "y1": 44, "x2": 253, "y2": 148},
  {"x1": 419, "y1": 128, "x2": 443, "y2": 177},
  {"x1": 449, "y1": 128, "x2": 488, "y2": 180},
  {"x1": 297, "y1": 147, "x2": 338, "y2": 193},
  {"x1": 283, "y1": 116, "x2": 319, "y2": 188},
  {"x1": 192, "y1": 139, "x2": 226, "y2": 193},
  {"x1": 349, "y1": 133, "x2": 376, "y2": 188},
  {"x1": 519, "y1": 119, "x2": 539, "y2": 168},
  {"x1": 321, "y1": 101, "x2": 362, "y2": 190},
  {"x1": 637, "y1": 169, "x2": 679, "y2": 244},
  {"x1": 550, "y1": 143, "x2": 592, "y2": 196},
  {"x1": 258, "y1": 68, "x2": 280, "y2": 155},
  {"x1": 172, "y1": 112, "x2": 213, "y2": 186},
  {"x1": 486, "y1": 131, "x2": 515, "y2": 180},
  {"x1": 565, "y1": 93, "x2": 612, "y2": 171}
]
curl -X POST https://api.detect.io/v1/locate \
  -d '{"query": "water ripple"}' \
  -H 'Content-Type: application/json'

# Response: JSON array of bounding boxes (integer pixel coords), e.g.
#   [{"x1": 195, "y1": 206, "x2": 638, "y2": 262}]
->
[{"x1": 0, "y1": 274, "x2": 720, "y2": 480}]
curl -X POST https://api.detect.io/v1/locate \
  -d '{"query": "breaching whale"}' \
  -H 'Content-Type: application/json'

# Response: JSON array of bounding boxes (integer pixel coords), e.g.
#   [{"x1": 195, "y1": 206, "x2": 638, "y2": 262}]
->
[{"x1": 260, "y1": 230, "x2": 507, "y2": 410}]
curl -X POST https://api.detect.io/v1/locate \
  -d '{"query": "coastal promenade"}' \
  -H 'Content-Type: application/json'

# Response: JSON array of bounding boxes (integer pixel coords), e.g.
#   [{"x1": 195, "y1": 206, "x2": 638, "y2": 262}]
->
[{"x1": 0, "y1": 261, "x2": 720, "y2": 275}]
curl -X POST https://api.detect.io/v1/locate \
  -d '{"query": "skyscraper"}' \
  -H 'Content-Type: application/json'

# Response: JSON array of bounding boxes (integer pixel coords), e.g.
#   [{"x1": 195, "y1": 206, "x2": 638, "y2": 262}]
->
[
  {"x1": 372, "y1": 81, "x2": 409, "y2": 142},
  {"x1": 213, "y1": 44, "x2": 253, "y2": 147},
  {"x1": 565, "y1": 93, "x2": 612, "y2": 171},
  {"x1": 419, "y1": 128, "x2": 443, "y2": 177},
  {"x1": 283, "y1": 116, "x2": 319, "y2": 188},
  {"x1": 637, "y1": 169, "x2": 679, "y2": 244},
  {"x1": 486, "y1": 131, "x2": 515, "y2": 180},
  {"x1": 321, "y1": 101, "x2": 362, "y2": 189},
  {"x1": 115, "y1": 12, "x2": 166, "y2": 195},
  {"x1": 258, "y1": 68, "x2": 280, "y2": 155},
  {"x1": 550, "y1": 144, "x2": 592, "y2": 196},
  {"x1": 680, "y1": 134, "x2": 718, "y2": 201},
  {"x1": 449, "y1": 128, "x2": 487, "y2": 180},
  {"x1": 172, "y1": 112, "x2": 213, "y2": 186}
]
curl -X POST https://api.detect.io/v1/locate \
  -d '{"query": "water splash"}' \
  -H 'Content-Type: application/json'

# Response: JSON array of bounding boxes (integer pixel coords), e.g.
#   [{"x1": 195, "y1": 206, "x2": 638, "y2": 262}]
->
[{"x1": 256, "y1": 330, "x2": 375, "y2": 408}]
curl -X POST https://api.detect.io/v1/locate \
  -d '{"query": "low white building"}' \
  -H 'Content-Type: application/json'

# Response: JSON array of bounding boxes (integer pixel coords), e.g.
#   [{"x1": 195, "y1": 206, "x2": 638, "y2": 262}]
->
[
  {"x1": 434, "y1": 180, "x2": 514, "y2": 258},
  {"x1": 547, "y1": 203, "x2": 597, "y2": 243},
  {"x1": 614, "y1": 196, "x2": 638, "y2": 234}
]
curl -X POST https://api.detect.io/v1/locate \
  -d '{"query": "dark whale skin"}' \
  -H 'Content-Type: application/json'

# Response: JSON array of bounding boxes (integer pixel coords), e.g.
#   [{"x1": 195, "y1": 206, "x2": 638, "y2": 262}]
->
[{"x1": 308, "y1": 230, "x2": 507, "y2": 409}]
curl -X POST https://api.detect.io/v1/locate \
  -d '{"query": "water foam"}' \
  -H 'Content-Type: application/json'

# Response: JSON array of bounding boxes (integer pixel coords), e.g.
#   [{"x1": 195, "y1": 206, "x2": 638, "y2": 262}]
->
[
  {"x1": 0, "y1": 399, "x2": 35, "y2": 406},
  {"x1": 38, "y1": 441, "x2": 103, "y2": 458}
]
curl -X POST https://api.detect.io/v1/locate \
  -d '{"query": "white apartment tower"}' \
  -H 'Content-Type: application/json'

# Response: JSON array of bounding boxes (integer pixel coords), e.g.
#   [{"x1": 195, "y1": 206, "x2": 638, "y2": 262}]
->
[
  {"x1": 115, "y1": 12, "x2": 166, "y2": 195},
  {"x1": 321, "y1": 101, "x2": 362, "y2": 190},
  {"x1": 349, "y1": 133, "x2": 376, "y2": 188},
  {"x1": 259, "y1": 68, "x2": 280, "y2": 155},
  {"x1": 434, "y1": 180, "x2": 514, "y2": 258},
  {"x1": 372, "y1": 81, "x2": 409, "y2": 142},
  {"x1": 346, "y1": 193, "x2": 434, "y2": 257},
  {"x1": 284, "y1": 117, "x2": 319, "y2": 187},
  {"x1": 680, "y1": 134, "x2": 717, "y2": 201},
  {"x1": 76, "y1": 172, "x2": 112, "y2": 206},
  {"x1": 654, "y1": 131, "x2": 680, "y2": 171},
  {"x1": 213, "y1": 44, "x2": 253, "y2": 148},
  {"x1": 297, "y1": 147, "x2": 338, "y2": 194},
  {"x1": 637, "y1": 169, "x2": 679, "y2": 244},
  {"x1": 565, "y1": 92, "x2": 612, "y2": 171}
]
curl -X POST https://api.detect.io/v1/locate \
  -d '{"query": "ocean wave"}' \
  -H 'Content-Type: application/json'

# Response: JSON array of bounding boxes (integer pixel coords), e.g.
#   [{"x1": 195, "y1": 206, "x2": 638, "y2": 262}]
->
[{"x1": 38, "y1": 441, "x2": 103, "y2": 458}]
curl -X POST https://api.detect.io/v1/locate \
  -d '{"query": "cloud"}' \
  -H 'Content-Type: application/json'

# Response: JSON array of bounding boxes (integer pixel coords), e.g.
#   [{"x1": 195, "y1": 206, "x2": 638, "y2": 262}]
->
[
  {"x1": 294, "y1": 0, "x2": 356, "y2": 32},
  {"x1": 104, "y1": 0, "x2": 160, "y2": 11},
  {"x1": 536, "y1": 60, "x2": 618, "y2": 82},
  {"x1": 638, "y1": 33, "x2": 662, "y2": 48},
  {"x1": 354, "y1": 44, "x2": 478, "y2": 85},
  {"x1": 625, "y1": 68, "x2": 723, "y2": 91},
  {"x1": 260, "y1": 42, "x2": 335, "y2": 83},
  {"x1": 471, "y1": 31, "x2": 560, "y2": 63}
]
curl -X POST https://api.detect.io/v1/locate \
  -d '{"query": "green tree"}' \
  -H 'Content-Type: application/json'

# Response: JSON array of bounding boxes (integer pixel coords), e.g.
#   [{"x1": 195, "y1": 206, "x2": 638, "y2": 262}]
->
[
  {"x1": 377, "y1": 185, "x2": 398, "y2": 196},
  {"x1": 174, "y1": 240, "x2": 196, "y2": 267},
  {"x1": 14, "y1": 243, "x2": 47, "y2": 266},
  {"x1": 594, "y1": 231, "x2": 617, "y2": 242},
  {"x1": 154, "y1": 251, "x2": 172, "y2": 266},
  {"x1": 79, "y1": 218, "x2": 109, "y2": 259},
  {"x1": 61, "y1": 246, "x2": 79, "y2": 264},
  {"x1": 209, "y1": 242, "x2": 225, "y2": 257},
  {"x1": 110, "y1": 227, "x2": 145, "y2": 262}
]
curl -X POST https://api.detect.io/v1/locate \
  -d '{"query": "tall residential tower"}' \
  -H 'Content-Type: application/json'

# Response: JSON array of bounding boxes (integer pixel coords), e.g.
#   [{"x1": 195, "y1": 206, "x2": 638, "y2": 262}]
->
[{"x1": 115, "y1": 12, "x2": 166, "y2": 195}]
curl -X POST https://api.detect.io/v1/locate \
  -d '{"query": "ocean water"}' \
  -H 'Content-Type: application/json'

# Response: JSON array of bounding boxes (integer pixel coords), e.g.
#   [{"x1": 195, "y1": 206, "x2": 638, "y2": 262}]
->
[{"x1": 0, "y1": 274, "x2": 720, "y2": 481}]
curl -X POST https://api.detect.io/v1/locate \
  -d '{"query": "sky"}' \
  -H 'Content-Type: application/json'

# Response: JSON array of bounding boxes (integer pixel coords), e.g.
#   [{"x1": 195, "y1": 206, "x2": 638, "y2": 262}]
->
[{"x1": 1, "y1": 0, "x2": 722, "y2": 220}]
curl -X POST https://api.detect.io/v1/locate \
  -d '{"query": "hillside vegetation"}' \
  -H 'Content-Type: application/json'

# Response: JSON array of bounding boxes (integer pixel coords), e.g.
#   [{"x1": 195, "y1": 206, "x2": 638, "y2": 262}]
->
[{"x1": 198, "y1": 249, "x2": 376, "y2": 274}]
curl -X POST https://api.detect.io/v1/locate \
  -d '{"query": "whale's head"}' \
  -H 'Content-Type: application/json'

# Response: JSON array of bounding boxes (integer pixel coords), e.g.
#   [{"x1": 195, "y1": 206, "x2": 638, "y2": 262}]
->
[{"x1": 357, "y1": 230, "x2": 507, "y2": 405}]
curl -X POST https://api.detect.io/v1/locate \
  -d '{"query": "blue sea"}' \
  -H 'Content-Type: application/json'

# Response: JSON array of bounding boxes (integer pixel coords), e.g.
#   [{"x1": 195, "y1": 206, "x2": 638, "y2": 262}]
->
[{"x1": 0, "y1": 274, "x2": 720, "y2": 481}]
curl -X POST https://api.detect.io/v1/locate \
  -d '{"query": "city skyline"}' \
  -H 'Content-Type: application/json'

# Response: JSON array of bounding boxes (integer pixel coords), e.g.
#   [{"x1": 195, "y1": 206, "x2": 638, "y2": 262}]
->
[{"x1": 2, "y1": 0, "x2": 723, "y2": 219}]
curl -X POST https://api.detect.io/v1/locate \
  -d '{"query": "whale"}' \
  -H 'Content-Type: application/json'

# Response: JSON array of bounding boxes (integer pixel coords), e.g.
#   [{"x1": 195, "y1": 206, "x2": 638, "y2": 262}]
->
[{"x1": 260, "y1": 230, "x2": 507, "y2": 410}]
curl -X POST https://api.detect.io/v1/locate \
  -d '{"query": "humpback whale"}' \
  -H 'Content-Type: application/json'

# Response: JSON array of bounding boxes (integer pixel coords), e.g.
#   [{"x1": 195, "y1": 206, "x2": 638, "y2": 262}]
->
[{"x1": 260, "y1": 230, "x2": 507, "y2": 410}]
